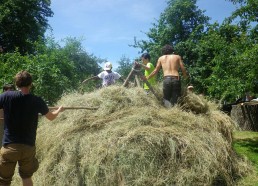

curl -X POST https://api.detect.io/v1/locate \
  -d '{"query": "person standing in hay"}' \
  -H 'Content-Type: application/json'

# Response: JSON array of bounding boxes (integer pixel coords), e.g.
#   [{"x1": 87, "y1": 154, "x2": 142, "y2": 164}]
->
[
  {"x1": 135, "y1": 53, "x2": 157, "y2": 94},
  {"x1": 0, "y1": 71, "x2": 64, "y2": 186},
  {"x1": 82, "y1": 61, "x2": 124, "y2": 87},
  {"x1": 146, "y1": 44, "x2": 189, "y2": 107}
]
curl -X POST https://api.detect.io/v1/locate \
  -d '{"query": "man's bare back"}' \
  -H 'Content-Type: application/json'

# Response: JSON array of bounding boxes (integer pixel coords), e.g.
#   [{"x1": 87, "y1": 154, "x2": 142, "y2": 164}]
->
[
  {"x1": 147, "y1": 54, "x2": 188, "y2": 80},
  {"x1": 158, "y1": 54, "x2": 187, "y2": 78},
  {"x1": 145, "y1": 44, "x2": 190, "y2": 106}
]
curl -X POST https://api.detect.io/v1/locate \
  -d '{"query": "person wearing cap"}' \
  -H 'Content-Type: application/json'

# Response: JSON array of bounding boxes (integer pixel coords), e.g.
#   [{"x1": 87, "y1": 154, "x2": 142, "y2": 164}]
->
[
  {"x1": 187, "y1": 85, "x2": 194, "y2": 93},
  {"x1": 82, "y1": 61, "x2": 124, "y2": 87},
  {"x1": 0, "y1": 71, "x2": 64, "y2": 186},
  {"x1": 135, "y1": 53, "x2": 156, "y2": 94}
]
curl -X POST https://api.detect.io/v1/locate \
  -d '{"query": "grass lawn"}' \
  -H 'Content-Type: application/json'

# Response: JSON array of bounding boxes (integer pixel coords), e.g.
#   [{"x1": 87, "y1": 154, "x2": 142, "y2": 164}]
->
[{"x1": 233, "y1": 131, "x2": 258, "y2": 185}]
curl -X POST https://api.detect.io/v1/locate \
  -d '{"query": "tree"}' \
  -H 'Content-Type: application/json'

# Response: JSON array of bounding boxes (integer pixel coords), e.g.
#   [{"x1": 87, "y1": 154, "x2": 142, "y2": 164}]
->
[
  {"x1": 59, "y1": 37, "x2": 102, "y2": 82},
  {"x1": 0, "y1": 0, "x2": 53, "y2": 54},
  {"x1": 133, "y1": 0, "x2": 257, "y2": 102},
  {"x1": 116, "y1": 56, "x2": 134, "y2": 80},
  {"x1": 226, "y1": 0, "x2": 258, "y2": 24},
  {"x1": 134, "y1": 0, "x2": 210, "y2": 65},
  {"x1": 0, "y1": 37, "x2": 101, "y2": 104}
]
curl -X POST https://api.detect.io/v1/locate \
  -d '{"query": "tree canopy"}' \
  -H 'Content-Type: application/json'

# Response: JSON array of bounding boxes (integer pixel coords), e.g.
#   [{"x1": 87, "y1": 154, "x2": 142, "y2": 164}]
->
[
  {"x1": 133, "y1": 0, "x2": 258, "y2": 102},
  {"x1": 0, "y1": 0, "x2": 53, "y2": 54},
  {"x1": 0, "y1": 0, "x2": 257, "y2": 104}
]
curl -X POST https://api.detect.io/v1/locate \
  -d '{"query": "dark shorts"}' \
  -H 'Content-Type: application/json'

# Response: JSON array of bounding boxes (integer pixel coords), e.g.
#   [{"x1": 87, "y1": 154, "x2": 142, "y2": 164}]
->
[
  {"x1": 163, "y1": 76, "x2": 181, "y2": 105},
  {"x1": 0, "y1": 144, "x2": 39, "y2": 185}
]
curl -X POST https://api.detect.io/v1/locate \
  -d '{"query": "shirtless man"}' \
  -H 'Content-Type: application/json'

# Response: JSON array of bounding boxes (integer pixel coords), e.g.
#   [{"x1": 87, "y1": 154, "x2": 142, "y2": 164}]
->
[{"x1": 146, "y1": 44, "x2": 188, "y2": 106}]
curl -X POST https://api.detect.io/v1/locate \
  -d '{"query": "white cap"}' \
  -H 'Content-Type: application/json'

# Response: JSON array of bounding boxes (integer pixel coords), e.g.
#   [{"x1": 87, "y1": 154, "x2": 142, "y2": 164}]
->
[
  {"x1": 188, "y1": 85, "x2": 194, "y2": 89},
  {"x1": 104, "y1": 62, "x2": 112, "y2": 70}
]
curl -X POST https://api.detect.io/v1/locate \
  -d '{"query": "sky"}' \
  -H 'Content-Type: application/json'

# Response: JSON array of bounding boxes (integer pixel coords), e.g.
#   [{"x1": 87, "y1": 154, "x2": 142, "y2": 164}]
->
[{"x1": 47, "y1": 0, "x2": 237, "y2": 69}]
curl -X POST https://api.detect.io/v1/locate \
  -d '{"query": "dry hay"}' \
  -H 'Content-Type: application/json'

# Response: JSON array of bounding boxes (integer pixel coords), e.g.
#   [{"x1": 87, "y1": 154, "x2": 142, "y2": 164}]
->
[{"x1": 12, "y1": 86, "x2": 251, "y2": 185}]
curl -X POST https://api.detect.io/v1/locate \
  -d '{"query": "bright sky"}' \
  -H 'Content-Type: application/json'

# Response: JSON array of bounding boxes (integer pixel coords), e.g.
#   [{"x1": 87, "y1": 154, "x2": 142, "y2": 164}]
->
[{"x1": 47, "y1": 0, "x2": 237, "y2": 69}]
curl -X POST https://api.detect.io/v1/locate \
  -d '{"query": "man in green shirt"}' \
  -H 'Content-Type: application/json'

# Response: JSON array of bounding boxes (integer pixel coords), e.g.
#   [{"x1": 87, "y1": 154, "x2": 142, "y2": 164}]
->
[{"x1": 136, "y1": 53, "x2": 156, "y2": 94}]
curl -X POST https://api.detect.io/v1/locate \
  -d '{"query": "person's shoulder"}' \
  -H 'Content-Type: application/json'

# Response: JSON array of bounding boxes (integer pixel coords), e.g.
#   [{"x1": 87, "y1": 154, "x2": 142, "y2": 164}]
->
[
  {"x1": 158, "y1": 55, "x2": 165, "y2": 63},
  {"x1": 4, "y1": 90, "x2": 20, "y2": 96},
  {"x1": 30, "y1": 94, "x2": 46, "y2": 103},
  {"x1": 171, "y1": 54, "x2": 182, "y2": 62},
  {"x1": 171, "y1": 54, "x2": 181, "y2": 58},
  {"x1": 98, "y1": 70, "x2": 106, "y2": 74},
  {"x1": 98, "y1": 71, "x2": 106, "y2": 76},
  {"x1": 175, "y1": 54, "x2": 182, "y2": 59},
  {"x1": 0, "y1": 91, "x2": 21, "y2": 101},
  {"x1": 113, "y1": 71, "x2": 121, "y2": 75},
  {"x1": 158, "y1": 55, "x2": 165, "y2": 60}
]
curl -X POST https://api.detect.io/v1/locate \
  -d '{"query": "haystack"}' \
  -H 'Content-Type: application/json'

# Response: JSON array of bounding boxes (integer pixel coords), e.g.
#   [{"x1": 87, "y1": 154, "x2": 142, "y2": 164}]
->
[{"x1": 12, "y1": 86, "x2": 251, "y2": 185}]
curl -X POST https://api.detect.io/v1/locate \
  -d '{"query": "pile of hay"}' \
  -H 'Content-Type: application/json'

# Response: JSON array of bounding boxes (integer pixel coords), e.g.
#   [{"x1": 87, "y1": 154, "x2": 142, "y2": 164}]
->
[{"x1": 13, "y1": 86, "x2": 251, "y2": 185}]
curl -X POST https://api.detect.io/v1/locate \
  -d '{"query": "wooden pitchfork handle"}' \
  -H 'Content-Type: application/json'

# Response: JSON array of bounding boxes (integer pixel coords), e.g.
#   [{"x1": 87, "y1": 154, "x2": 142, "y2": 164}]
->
[{"x1": 48, "y1": 106, "x2": 99, "y2": 110}]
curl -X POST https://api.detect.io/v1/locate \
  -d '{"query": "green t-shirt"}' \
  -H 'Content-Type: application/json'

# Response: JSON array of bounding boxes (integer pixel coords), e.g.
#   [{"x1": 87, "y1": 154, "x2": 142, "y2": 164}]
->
[{"x1": 144, "y1": 62, "x2": 156, "y2": 90}]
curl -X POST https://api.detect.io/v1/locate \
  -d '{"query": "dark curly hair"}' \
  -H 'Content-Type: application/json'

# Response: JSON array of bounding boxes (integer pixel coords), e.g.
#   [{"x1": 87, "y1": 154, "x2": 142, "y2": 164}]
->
[
  {"x1": 161, "y1": 44, "x2": 174, "y2": 55},
  {"x1": 141, "y1": 53, "x2": 151, "y2": 60},
  {"x1": 3, "y1": 84, "x2": 15, "y2": 92},
  {"x1": 15, "y1": 71, "x2": 32, "y2": 88}
]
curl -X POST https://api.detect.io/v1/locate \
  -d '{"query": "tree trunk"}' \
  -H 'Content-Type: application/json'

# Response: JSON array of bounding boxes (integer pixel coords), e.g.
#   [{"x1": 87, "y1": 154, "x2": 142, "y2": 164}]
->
[{"x1": 231, "y1": 102, "x2": 258, "y2": 131}]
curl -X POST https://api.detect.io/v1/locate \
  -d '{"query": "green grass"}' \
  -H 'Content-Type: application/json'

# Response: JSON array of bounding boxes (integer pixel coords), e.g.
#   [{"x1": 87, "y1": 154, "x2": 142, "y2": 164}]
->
[{"x1": 233, "y1": 131, "x2": 258, "y2": 186}]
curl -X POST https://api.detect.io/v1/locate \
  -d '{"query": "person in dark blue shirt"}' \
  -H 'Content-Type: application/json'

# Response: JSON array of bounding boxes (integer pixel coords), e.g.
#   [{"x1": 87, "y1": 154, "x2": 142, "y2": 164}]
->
[{"x1": 0, "y1": 71, "x2": 64, "y2": 186}]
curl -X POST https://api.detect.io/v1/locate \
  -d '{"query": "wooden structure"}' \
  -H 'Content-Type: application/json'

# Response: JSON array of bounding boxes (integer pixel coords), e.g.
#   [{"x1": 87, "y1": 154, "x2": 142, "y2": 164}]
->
[
  {"x1": 123, "y1": 63, "x2": 161, "y2": 102},
  {"x1": 231, "y1": 101, "x2": 258, "y2": 131}
]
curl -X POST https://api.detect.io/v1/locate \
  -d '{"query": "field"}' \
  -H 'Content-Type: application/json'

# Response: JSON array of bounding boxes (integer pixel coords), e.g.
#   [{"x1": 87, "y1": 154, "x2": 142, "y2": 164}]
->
[{"x1": 233, "y1": 131, "x2": 258, "y2": 185}]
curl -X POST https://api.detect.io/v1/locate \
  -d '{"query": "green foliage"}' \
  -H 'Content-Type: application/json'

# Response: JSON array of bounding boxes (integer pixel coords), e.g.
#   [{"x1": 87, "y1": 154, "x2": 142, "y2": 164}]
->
[
  {"x1": 0, "y1": 0, "x2": 53, "y2": 54},
  {"x1": 132, "y1": 0, "x2": 258, "y2": 103},
  {"x1": 133, "y1": 0, "x2": 209, "y2": 65},
  {"x1": 116, "y1": 55, "x2": 134, "y2": 80},
  {"x1": 190, "y1": 23, "x2": 258, "y2": 102},
  {"x1": 0, "y1": 37, "x2": 101, "y2": 104},
  {"x1": 226, "y1": 0, "x2": 258, "y2": 28}
]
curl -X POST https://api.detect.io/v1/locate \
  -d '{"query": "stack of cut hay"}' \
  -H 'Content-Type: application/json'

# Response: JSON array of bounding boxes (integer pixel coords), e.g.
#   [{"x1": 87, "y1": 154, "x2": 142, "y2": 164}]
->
[{"x1": 13, "y1": 86, "x2": 252, "y2": 185}]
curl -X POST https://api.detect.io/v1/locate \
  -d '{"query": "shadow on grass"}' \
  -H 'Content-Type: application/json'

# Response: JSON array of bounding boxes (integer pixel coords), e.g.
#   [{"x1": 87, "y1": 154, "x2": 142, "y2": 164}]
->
[
  {"x1": 234, "y1": 137, "x2": 258, "y2": 151},
  {"x1": 233, "y1": 137, "x2": 258, "y2": 166}
]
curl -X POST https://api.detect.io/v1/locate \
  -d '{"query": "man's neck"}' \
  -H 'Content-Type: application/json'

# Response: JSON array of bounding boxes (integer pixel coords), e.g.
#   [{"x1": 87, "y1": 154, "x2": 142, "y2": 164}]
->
[{"x1": 19, "y1": 87, "x2": 30, "y2": 94}]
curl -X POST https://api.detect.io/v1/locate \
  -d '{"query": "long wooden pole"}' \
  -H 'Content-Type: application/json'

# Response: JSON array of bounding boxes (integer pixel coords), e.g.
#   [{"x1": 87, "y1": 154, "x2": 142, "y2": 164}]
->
[
  {"x1": 122, "y1": 63, "x2": 161, "y2": 102},
  {"x1": 0, "y1": 106, "x2": 98, "y2": 121},
  {"x1": 122, "y1": 67, "x2": 135, "y2": 87},
  {"x1": 48, "y1": 106, "x2": 99, "y2": 110},
  {"x1": 139, "y1": 74, "x2": 161, "y2": 101}
]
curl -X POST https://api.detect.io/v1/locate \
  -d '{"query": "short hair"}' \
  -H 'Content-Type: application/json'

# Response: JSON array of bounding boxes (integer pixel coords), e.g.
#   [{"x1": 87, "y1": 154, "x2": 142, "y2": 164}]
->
[
  {"x1": 141, "y1": 53, "x2": 151, "y2": 60},
  {"x1": 3, "y1": 84, "x2": 15, "y2": 92},
  {"x1": 162, "y1": 44, "x2": 174, "y2": 55},
  {"x1": 15, "y1": 71, "x2": 32, "y2": 88}
]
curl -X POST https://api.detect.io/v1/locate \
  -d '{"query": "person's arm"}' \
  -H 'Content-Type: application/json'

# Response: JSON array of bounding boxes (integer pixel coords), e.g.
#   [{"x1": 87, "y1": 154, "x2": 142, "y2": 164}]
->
[
  {"x1": 134, "y1": 61, "x2": 151, "y2": 71},
  {"x1": 81, "y1": 76, "x2": 99, "y2": 84},
  {"x1": 140, "y1": 62, "x2": 151, "y2": 71},
  {"x1": 146, "y1": 59, "x2": 161, "y2": 80},
  {"x1": 45, "y1": 106, "x2": 64, "y2": 121},
  {"x1": 114, "y1": 72, "x2": 125, "y2": 83},
  {"x1": 179, "y1": 56, "x2": 188, "y2": 79}
]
